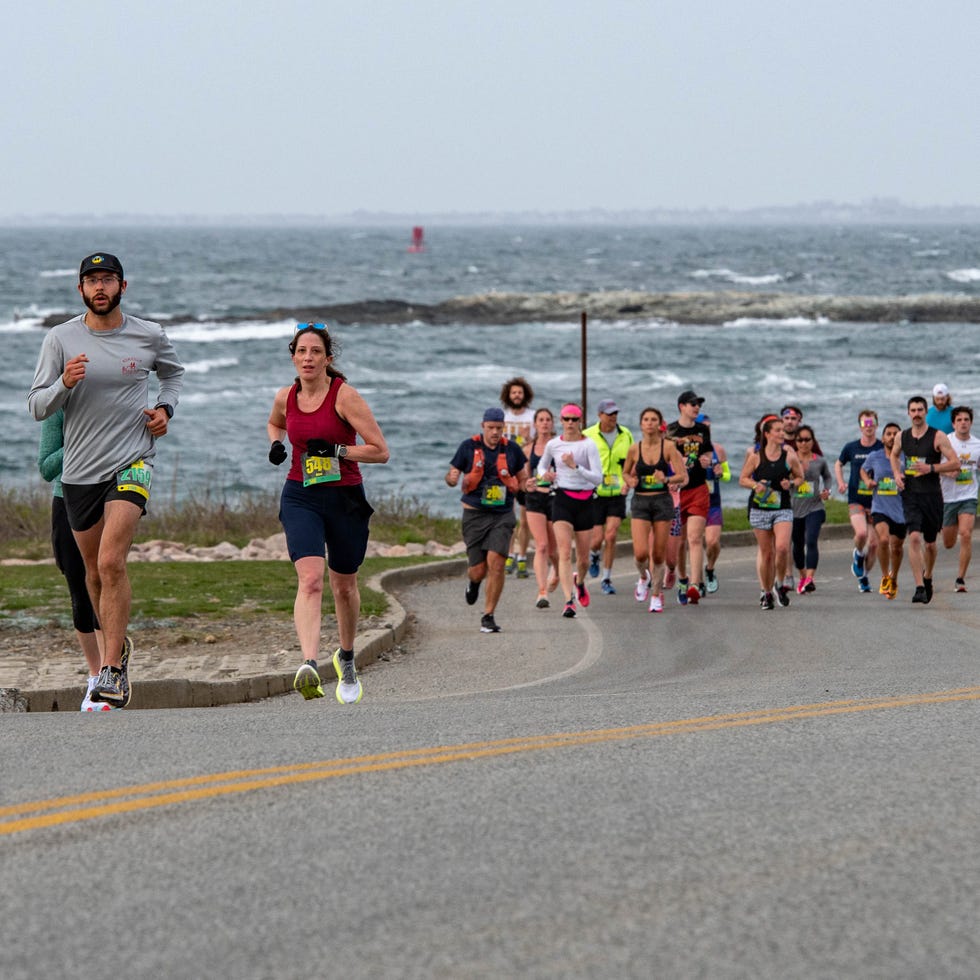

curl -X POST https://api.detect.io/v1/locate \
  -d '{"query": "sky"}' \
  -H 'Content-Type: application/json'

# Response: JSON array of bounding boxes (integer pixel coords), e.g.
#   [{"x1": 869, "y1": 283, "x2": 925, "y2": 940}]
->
[{"x1": 3, "y1": 0, "x2": 978, "y2": 217}]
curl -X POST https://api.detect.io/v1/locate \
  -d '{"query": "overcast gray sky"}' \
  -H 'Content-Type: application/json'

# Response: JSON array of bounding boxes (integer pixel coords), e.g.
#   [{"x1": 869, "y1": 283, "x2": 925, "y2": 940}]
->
[{"x1": 3, "y1": 0, "x2": 977, "y2": 217}]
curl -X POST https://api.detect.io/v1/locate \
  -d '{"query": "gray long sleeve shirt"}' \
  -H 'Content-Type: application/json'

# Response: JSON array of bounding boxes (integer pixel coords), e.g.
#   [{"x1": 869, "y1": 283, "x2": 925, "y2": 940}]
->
[{"x1": 28, "y1": 313, "x2": 184, "y2": 484}]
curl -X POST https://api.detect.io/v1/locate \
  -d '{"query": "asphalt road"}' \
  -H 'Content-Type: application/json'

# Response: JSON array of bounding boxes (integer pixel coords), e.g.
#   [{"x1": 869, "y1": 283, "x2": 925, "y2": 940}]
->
[{"x1": 1, "y1": 539, "x2": 978, "y2": 979}]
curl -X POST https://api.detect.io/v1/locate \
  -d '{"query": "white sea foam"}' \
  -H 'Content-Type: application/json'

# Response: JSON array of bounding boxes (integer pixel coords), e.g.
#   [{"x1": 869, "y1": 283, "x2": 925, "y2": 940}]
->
[
  {"x1": 723, "y1": 316, "x2": 831, "y2": 328},
  {"x1": 38, "y1": 268, "x2": 76, "y2": 278},
  {"x1": 183, "y1": 356, "x2": 239, "y2": 374},
  {"x1": 690, "y1": 268, "x2": 783, "y2": 286},
  {"x1": 0, "y1": 317, "x2": 45, "y2": 334},
  {"x1": 166, "y1": 319, "x2": 295, "y2": 343},
  {"x1": 946, "y1": 268, "x2": 980, "y2": 284}
]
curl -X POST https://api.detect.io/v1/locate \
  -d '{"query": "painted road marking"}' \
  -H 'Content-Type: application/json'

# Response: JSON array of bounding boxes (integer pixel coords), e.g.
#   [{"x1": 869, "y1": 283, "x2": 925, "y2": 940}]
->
[{"x1": 2, "y1": 687, "x2": 978, "y2": 837}]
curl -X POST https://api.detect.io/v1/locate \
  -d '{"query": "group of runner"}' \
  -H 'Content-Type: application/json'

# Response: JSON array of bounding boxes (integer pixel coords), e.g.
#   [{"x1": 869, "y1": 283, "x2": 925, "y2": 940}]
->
[{"x1": 449, "y1": 382, "x2": 980, "y2": 630}]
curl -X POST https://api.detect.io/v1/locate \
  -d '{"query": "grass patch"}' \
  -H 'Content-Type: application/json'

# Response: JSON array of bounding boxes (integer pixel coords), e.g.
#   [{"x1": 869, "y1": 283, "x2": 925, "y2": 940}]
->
[{"x1": 0, "y1": 555, "x2": 446, "y2": 630}]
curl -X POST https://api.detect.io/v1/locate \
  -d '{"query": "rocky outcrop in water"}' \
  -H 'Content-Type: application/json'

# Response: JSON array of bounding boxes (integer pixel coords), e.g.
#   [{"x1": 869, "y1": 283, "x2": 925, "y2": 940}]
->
[{"x1": 41, "y1": 290, "x2": 980, "y2": 328}]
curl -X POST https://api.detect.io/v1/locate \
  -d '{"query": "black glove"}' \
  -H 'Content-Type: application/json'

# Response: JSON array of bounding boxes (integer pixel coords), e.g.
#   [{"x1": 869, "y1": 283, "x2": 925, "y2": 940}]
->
[
  {"x1": 306, "y1": 438, "x2": 338, "y2": 457},
  {"x1": 268, "y1": 440, "x2": 287, "y2": 465}
]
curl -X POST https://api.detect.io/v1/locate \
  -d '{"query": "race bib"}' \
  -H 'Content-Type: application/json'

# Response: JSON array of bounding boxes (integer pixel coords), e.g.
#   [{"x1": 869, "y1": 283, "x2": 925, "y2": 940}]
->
[
  {"x1": 640, "y1": 474, "x2": 665, "y2": 491},
  {"x1": 302, "y1": 452, "x2": 341, "y2": 487},
  {"x1": 905, "y1": 456, "x2": 922, "y2": 477},
  {"x1": 795, "y1": 481, "x2": 814, "y2": 499},
  {"x1": 877, "y1": 476, "x2": 898, "y2": 496},
  {"x1": 481, "y1": 482, "x2": 506, "y2": 507},
  {"x1": 857, "y1": 479, "x2": 872, "y2": 496},
  {"x1": 753, "y1": 487, "x2": 781, "y2": 510},
  {"x1": 956, "y1": 463, "x2": 973, "y2": 485},
  {"x1": 603, "y1": 474, "x2": 621, "y2": 490},
  {"x1": 117, "y1": 459, "x2": 152, "y2": 500}
]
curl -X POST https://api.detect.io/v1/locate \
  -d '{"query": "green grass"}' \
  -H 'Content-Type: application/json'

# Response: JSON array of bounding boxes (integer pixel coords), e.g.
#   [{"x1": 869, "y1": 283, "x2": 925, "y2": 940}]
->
[{"x1": 0, "y1": 555, "x2": 446, "y2": 630}]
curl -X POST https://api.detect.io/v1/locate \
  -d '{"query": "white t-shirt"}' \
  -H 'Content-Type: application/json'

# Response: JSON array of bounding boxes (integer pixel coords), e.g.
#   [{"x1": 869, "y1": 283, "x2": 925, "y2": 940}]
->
[
  {"x1": 503, "y1": 407, "x2": 535, "y2": 446},
  {"x1": 941, "y1": 433, "x2": 980, "y2": 502}
]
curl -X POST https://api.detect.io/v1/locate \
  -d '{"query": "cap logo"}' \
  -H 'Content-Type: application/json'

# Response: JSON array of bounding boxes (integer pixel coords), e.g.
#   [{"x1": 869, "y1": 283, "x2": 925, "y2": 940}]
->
[{"x1": 91, "y1": 256, "x2": 104, "y2": 264}]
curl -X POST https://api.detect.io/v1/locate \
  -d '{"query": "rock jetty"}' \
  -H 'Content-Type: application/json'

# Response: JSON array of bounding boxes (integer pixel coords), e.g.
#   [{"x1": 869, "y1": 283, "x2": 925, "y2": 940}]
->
[{"x1": 41, "y1": 290, "x2": 980, "y2": 328}]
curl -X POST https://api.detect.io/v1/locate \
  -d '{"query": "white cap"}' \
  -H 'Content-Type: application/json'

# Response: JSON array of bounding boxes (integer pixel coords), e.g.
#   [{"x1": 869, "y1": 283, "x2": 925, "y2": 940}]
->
[{"x1": 933, "y1": 383, "x2": 950, "y2": 398}]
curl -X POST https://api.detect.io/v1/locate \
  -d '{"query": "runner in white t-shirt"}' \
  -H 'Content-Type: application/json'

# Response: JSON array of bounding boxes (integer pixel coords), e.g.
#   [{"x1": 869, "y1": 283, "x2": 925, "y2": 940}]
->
[{"x1": 940, "y1": 405, "x2": 980, "y2": 591}]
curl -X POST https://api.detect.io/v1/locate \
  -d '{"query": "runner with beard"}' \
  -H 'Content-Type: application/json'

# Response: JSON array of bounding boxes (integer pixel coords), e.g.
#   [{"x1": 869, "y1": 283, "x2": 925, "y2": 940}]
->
[
  {"x1": 500, "y1": 376, "x2": 535, "y2": 578},
  {"x1": 28, "y1": 252, "x2": 185, "y2": 708},
  {"x1": 890, "y1": 396, "x2": 959, "y2": 604}
]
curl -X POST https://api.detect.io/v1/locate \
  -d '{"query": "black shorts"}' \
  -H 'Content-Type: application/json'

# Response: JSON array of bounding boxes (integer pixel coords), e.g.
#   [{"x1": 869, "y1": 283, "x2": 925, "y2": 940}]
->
[
  {"x1": 524, "y1": 489, "x2": 553, "y2": 517},
  {"x1": 592, "y1": 494, "x2": 626, "y2": 525},
  {"x1": 552, "y1": 489, "x2": 596, "y2": 532},
  {"x1": 902, "y1": 493, "x2": 943, "y2": 543},
  {"x1": 872, "y1": 513, "x2": 907, "y2": 540},
  {"x1": 63, "y1": 466, "x2": 151, "y2": 533},
  {"x1": 279, "y1": 479, "x2": 374, "y2": 574}
]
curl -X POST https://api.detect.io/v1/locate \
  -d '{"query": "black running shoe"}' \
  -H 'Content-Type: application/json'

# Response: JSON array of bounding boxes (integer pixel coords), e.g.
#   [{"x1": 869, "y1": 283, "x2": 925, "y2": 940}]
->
[
  {"x1": 923, "y1": 577, "x2": 933, "y2": 603},
  {"x1": 775, "y1": 585, "x2": 791, "y2": 608},
  {"x1": 480, "y1": 613, "x2": 501, "y2": 633},
  {"x1": 912, "y1": 586, "x2": 927, "y2": 604},
  {"x1": 465, "y1": 579, "x2": 480, "y2": 605}
]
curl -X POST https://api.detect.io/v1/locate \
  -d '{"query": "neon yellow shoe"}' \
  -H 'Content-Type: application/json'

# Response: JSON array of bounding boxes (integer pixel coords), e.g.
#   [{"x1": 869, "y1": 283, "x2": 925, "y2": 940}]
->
[
  {"x1": 293, "y1": 659, "x2": 324, "y2": 700},
  {"x1": 333, "y1": 650, "x2": 363, "y2": 705}
]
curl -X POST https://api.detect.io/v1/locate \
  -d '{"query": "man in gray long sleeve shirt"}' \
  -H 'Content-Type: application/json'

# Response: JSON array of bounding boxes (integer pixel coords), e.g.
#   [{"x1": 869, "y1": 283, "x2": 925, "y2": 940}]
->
[{"x1": 27, "y1": 252, "x2": 185, "y2": 707}]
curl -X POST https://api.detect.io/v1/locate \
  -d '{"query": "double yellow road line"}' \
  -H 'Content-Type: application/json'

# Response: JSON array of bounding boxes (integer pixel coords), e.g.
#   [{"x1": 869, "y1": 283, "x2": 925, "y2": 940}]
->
[{"x1": 3, "y1": 687, "x2": 978, "y2": 838}]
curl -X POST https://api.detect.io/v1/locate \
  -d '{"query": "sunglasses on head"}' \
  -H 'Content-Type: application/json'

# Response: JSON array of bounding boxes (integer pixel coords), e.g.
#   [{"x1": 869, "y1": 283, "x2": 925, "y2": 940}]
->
[{"x1": 294, "y1": 322, "x2": 328, "y2": 334}]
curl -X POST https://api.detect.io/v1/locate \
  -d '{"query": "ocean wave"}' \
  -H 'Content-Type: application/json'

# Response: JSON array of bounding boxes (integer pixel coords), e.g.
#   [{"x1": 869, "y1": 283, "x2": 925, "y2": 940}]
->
[
  {"x1": 946, "y1": 268, "x2": 980, "y2": 284},
  {"x1": 38, "y1": 268, "x2": 76, "y2": 278},
  {"x1": 166, "y1": 319, "x2": 295, "y2": 343},
  {"x1": 690, "y1": 268, "x2": 784, "y2": 286},
  {"x1": 723, "y1": 316, "x2": 832, "y2": 328},
  {"x1": 183, "y1": 356, "x2": 239, "y2": 374},
  {"x1": 0, "y1": 317, "x2": 45, "y2": 334}
]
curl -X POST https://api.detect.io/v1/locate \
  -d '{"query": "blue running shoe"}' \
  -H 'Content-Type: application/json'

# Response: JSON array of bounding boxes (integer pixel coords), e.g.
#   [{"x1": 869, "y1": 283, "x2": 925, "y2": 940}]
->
[
  {"x1": 851, "y1": 549, "x2": 865, "y2": 578},
  {"x1": 601, "y1": 579, "x2": 616, "y2": 595},
  {"x1": 588, "y1": 552, "x2": 601, "y2": 578}
]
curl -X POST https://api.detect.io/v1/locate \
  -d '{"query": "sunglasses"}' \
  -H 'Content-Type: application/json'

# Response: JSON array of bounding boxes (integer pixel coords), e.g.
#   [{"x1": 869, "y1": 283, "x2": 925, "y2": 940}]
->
[
  {"x1": 796, "y1": 436, "x2": 813, "y2": 442},
  {"x1": 294, "y1": 322, "x2": 328, "y2": 334},
  {"x1": 561, "y1": 416, "x2": 582, "y2": 422}
]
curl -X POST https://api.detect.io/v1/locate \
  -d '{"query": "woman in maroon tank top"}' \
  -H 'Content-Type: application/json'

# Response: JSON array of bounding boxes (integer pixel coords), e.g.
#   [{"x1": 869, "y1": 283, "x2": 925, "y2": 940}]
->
[{"x1": 267, "y1": 323, "x2": 389, "y2": 705}]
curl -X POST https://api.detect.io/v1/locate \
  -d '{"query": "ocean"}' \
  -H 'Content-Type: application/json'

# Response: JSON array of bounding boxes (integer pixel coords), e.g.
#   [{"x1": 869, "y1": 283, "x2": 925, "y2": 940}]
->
[{"x1": 3, "y1": 224, "x2": 979, "y2": 516}]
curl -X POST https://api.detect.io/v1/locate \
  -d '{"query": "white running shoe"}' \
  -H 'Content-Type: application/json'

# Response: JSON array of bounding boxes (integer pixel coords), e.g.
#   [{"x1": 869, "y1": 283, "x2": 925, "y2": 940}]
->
[
  {"x1": 81, "y1": 676, "x2": 113, "y2": 712},
  {"x1": 333, "y1": 650, "x2": 363, "y2": 704},
  {"x1": 634, "y1": 571, "x2": 651, "y2": 602},
  {"x1": 648, "y1": 593, "x2": 664, "y2": 613}
]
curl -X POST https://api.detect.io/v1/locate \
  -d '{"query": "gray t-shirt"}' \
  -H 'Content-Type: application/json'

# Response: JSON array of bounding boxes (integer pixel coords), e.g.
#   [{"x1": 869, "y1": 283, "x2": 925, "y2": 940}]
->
[{"x1": 28, "y1": 313, "x2": 184, "y2": 484}]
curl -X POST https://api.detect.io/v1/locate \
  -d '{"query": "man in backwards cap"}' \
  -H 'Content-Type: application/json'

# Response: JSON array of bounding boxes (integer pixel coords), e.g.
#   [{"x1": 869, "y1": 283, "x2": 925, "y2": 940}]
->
[
  {"x1": 926, "y1": 384, "x2": 953, "y2": 434},
  {"x1": 666, "y1": 390, "x2": 715, "y2": 605},
  {"x1": 28, "y1": 252, "x2": 185, "y2": 709},
  {"x1": 446, "y1": 406, "x2": 528, "y2": 633}
]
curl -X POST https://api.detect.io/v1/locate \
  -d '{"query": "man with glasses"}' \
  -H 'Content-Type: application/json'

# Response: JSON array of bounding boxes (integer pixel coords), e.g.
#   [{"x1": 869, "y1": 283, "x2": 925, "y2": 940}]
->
[
  {"x1": 583, "y1": 398, "x2": 633, "y2": 594},
  {"x1": 834, "y1": 409, "x2": 882, "y2": 593},
  {"x1": 28, "y1": 252, "x2": 185, "y2": 707}
]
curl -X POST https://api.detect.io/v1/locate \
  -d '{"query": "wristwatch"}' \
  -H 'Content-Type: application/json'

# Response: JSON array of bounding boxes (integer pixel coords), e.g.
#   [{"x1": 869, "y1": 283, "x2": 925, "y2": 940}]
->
[
  {"x1": 337, "y1": 445, "x2": 349, "y2": 458},
  {"x1": 154, "y1": 403, "x2": 174, "y2": 420}
]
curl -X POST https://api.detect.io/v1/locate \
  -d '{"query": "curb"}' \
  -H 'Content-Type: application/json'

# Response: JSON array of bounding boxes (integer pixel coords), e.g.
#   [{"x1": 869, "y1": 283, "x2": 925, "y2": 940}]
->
[{"x1": 4, "y1": 526, "x2": 855, "y2": 711}]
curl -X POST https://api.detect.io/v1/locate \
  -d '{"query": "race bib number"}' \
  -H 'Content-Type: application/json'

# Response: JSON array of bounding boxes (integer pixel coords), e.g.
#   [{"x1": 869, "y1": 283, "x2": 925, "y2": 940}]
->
[
  {"x1": 640, "y1": 474, "x2": 665, "y2": 491},
  {"x1": 603, "y1": 474, "x2": 620, "y2": 490},
  {"x1": 956, "y1": 461, "x2": 974, "y2": 484},
  {"x1": 905, "y1": 456, "x2": 922, "y2": 477},
  {"x1": 481, "y1": 482, "x2": 506, "y2": 507},
  {"x1": 877, "y1": 476, "x2": 898, "y2": 496},
  {"x1": 753, "y1": 487, "x2": 781, "y2": 510},
  {"x1": 302, "y1": 452, "x2": 341, "y2": 487},
  {"x1": 857, "y1": 479, "x2": 872, "y2": 496},
  {"x1": 795, "y1": 481, "x2": 814, "y2": 499},
  {"x1": 117, "y1": 459, "x2": 152, "y2": 500}
]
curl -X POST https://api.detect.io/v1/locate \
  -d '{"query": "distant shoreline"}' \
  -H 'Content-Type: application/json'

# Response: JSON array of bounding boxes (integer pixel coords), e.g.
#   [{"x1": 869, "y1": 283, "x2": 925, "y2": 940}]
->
[{"x1": 40, "y1": 290, "x2": 980, "y2": 327}]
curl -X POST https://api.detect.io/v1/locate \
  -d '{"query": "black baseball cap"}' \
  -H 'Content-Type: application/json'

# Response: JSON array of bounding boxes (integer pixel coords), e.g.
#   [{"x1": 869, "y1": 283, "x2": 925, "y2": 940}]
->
[
  {"x1": 678, "y1": 389, "x2": 705, "y2": 406},
  {"x1": 79, "y1": 253, "x2": 124, "y2": 281}
]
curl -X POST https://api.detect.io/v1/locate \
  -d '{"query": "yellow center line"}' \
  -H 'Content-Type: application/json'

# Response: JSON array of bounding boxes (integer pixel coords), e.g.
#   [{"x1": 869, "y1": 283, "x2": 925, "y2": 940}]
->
[{"x1": 2, "y1": 687, "x2": 978, "y2": 837}]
